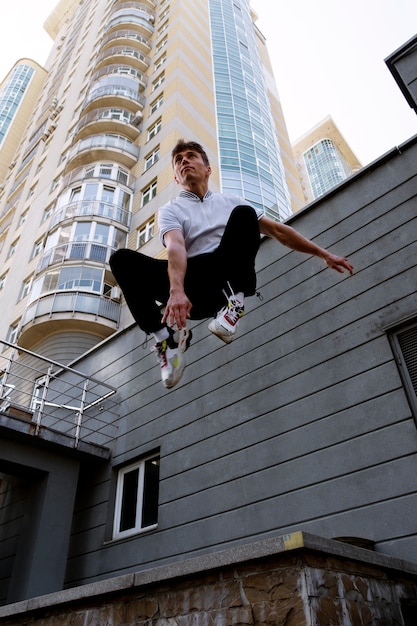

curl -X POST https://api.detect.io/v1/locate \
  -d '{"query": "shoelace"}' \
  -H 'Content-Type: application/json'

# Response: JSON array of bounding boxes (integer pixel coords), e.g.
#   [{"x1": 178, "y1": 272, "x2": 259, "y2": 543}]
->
[{"x1": 225, "y1": 298, "x2": 244, "y2": 324}]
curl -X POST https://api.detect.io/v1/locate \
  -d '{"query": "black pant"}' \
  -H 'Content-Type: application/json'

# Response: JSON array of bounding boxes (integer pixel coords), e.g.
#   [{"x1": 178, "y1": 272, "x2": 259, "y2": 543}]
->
[{"x1": 109, "y1": 205, "x2": 260, "y2": 333}]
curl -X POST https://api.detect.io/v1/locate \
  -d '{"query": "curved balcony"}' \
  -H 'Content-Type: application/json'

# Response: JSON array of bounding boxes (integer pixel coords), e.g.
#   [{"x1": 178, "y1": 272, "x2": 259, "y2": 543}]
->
[
  {"x1": 50, "y1": 199, "x2": 131, "y2": 229},
  {"x1": 95, "y1": 47, "x2": 149, "y2": 73},
  {"x1": 66, "y1": 134, "x2": 140, "y2": 170},
  {"x1": 83, "y1": 84, "x2": 145, "y2": 113},
  {"x1": 73, "y1": 108, "x2": 141, "y2": 142},
  {"x1": 100, "y1": 30, "x2": 151, "y2": 53},
  {"x1": 91, "y1": 65, "x2": 146, "y2": 91},
  {"x1": 60, "y1": 164, "x2": 133, "y2": 191},
  {"x1": 37, "y1": 241, "x2": 117, "y2": 273},
  {"x1": 107, "y1": 12, "x2": 154, "y2": 38},
  {"x1": 111, "y1": 2, "x2": 155, "y2": 18},
  {"x1": 19, "y1": 292, "x2": 120, "y2": 348}
]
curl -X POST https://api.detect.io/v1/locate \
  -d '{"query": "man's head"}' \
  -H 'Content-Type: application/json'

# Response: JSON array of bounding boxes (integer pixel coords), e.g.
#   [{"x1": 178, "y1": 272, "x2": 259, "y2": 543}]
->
[
  {"x1": 171, "y1": 140, "x2": 211, "y2": 195},
  {"x1": 171, "y1": 140, "x2": 210, "y2": 167}
]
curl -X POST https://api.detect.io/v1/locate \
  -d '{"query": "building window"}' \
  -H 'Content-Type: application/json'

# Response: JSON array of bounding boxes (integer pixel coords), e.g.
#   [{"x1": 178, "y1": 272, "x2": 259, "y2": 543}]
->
[
  {"x1": 150, "y1": 94, "x2": 163, "y2": 115},
  {"x1": 147, "y1": 118, "x2": 161, "y2": 141},
  {"x1": 141, "y1": 181, "x2": 157, "y2": 207},
  {"x1": 113, "y1": 454, "x2": 160, "y2": 539},
  {"x1": 152, "y1": 72, "x2": 165, "y2": 92},
  {"x1": 144, "y1": 146, "x2": 160, "y2": 171},
  {"x1": 31, "y1": 239, "x2": 44, "y2": 259},
  {"x1": 19, "y1": 277, "x2": 32, "y2": 300},
  {"x1": 137, "y1": 218, "x2": 155, "y2": 248},
  {"x1": 7, "y1": 239, "x2": 18, "y2": 259},
  {"x1": 0, "y1": 273, "x2": 7, "y2": 291},
  {"x1": 156, "y1": 36, "x2": 168, "y2": 53},
  {"x1": 7, "y1": 323, "x2": 19, "y2": 345},
  {"x1": 18, "y1": 210, "x2": 28, "y2": 227},
  {"x1": 155, "y1": 53, "x2": 166, "y2": 70},
  {"x1": 389, "y1": 318, "x2": 417, "y2": 420}
]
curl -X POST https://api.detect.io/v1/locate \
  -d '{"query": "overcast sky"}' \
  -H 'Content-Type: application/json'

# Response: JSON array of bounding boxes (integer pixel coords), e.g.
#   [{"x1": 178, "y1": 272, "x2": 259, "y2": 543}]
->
[{"x1": 1, "y1": 0, "x2": 416, "y2": 165}]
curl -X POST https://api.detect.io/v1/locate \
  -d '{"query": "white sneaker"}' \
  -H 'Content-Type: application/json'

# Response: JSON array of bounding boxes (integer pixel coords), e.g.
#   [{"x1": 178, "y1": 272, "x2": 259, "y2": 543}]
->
[
  {"x1": 208, "y1": 295, "x2": 244, "y2": 343},
  {"x1": 153, "y1": 327, "x2": 192, "y2": 389}
]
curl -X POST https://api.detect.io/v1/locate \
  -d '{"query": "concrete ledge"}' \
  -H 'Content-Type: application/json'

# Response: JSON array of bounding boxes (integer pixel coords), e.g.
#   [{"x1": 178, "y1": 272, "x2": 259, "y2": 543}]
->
[{"x1": 2, "y1": 531, "x2": 417, "y2": 619}]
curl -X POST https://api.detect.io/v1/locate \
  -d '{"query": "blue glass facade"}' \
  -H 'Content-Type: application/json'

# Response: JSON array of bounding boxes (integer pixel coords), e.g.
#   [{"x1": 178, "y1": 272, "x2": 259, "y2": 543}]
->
[
  {"x1": 209, "y1": 0, "x2": 291, "y2": 220},
  {"x1": 0, "y1": 64, "x2": 34, "y2": 147},
  {"x1": 303, "y1": 139, "x2": 352, "y2": 199}
]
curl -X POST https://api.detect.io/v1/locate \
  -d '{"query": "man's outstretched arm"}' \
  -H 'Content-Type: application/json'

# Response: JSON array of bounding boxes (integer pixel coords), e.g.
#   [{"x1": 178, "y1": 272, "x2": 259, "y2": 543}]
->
[
  {"x1": 162, "y1": 229, "x2": 192, "y2": 329},
  {"x1": 259, "y1": 216, "x2": 354, "y2": 275}
]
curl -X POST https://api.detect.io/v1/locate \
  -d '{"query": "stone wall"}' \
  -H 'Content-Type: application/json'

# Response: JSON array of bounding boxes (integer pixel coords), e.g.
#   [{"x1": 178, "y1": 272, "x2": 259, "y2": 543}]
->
[{"x1": 1, "y1": 533, "x2": 417, "y2": 625}]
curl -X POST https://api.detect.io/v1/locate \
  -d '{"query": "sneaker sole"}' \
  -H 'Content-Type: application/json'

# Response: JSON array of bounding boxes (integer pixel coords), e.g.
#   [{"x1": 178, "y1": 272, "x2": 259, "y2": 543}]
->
[{"x1": 208, "y1": 321, "x2": 235, "y2": 344}]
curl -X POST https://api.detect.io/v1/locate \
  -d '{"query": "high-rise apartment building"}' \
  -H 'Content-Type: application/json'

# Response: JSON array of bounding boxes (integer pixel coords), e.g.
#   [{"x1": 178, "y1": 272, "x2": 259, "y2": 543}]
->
[
  {"x1": 0, "y1": 0, "x2": 303, "y2": 367},
  {"x1": 292, "y1": 116, "x2": 362, "y2": 203}
]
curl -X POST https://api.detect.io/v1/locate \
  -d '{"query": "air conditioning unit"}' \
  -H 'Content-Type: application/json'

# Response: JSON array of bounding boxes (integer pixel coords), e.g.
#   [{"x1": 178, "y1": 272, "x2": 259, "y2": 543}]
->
[{"x1": 110, "y1": 286, "x2": 121, "y2": 301}]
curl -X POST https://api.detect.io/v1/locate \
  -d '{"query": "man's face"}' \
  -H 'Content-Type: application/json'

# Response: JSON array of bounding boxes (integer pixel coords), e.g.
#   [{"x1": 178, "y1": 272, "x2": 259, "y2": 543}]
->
[{"x1": 173, "y1": 149, "x2": 211, "y2": 187}]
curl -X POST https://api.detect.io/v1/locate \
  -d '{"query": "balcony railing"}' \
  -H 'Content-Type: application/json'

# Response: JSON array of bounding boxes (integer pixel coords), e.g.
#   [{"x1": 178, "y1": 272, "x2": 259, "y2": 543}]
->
[
  {"x1": 83, "y1": 84, "x2": 145, "y2": 108},
  {"x1": 107, "y1": 13, "x2": 154, "y2": 35},
  {"x1": 96, "y1": 46, "x2": 149, "y2": 68},
  {"x1": 22, "y1": 291, "x2": 120, "y2": 327},
  {"x1": 101, "y1": 29, "x2": 151, "y2": 50},
  {"x1": 37, "y1": 240, "x2": 117, "y2": 271},
  {"x1": 60, "y1": 164, "x2": 133, "y2": 190},
  {"x1": 74, "y1": 108, "x2": 141, "y2": 139},
  {"x1": 0, "y1": 339, "x2": 118, "y2": 448},
  {"x1": 67, "y1": 134, "x2": 140, "y2": 162},
  {"x1": 50, "y1": 199, "x2": 131, "y2": 229}
]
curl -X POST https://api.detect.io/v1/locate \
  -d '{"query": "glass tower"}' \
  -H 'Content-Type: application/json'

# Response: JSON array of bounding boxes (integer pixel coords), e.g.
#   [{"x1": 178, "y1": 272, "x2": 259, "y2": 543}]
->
[
  {"x1": 209, "y1": 0, "x2": 291, "y2": 221},
  {"x1": 303, "y1": 138, "x2": 353, "y2": 199},
  {"x1": 0, "y1": 64, "x2": 35, "y2": 147}
]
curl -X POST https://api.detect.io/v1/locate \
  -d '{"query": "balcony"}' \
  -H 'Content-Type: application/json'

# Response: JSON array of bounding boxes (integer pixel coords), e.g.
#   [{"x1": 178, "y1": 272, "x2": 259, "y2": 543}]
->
[
  {"x1": 83, "y1": 84, "x2": 145, "y2": 113},
  {"x1": 74, "y1": 108, "x2": 141, "y2": 142},
  {"x1": 19, "y1": 292, "x2": 120, "y2": 347},
  {"x1": 100, "y1": 29, "x2": 151, "y2": 53},
  {"x1": 96, "y1": 47, "x2": 149, "y2": 73},
  {"x1": 50, "y1": 199, "x2": 131, "y2": 229},
  {"x1": 107, "y1": 12, "x2": 154, "y2": 37},
  {"x1": 91, "y1": 65, "x2": 146, "y2": 92},
  {"x1": 66, "y1": 134, "x2": 140, "y2": 170},
  {"x1": 37, "y1": 240, "x2": 118, "y2": 272},
  {"x1": 60, "y1": 164, "x2": 133, "y2": 191},
  {"x1": 111, "y1": 0, "x2": 155, "y2": 13},
  {"x1": 0, "y1": 339, "x2": 118, "y2": 449}
]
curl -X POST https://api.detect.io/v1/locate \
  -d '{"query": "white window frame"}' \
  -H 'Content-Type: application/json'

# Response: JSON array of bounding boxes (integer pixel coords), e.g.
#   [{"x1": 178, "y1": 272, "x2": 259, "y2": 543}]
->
[
  {"x1": 113, "y1": 454, "x2": 160, "y2": 539},
  {"x1": 141, "y1": 181, "x2": 157, "y2": 207},
  {"x1": 144, "y1": 147, "x2": 160, "y2": 171},
  {"x1": 137, "y1": 218, "x2": 155, "y2": 248},
  {"x1": 147, "y1": 118, "x2": 161, "y2": 141},
  {"x1": 150, "y1": 94, "x2": 163, "y2": 115},
  {"x1": 152, "y1": 72, "x2": 165, "y2": 92}
]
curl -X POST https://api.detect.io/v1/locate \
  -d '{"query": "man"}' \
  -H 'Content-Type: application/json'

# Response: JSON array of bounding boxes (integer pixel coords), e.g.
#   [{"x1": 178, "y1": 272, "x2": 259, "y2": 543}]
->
[{"x1": 110, "y1": 140, "x2": 353, "y2": 390}]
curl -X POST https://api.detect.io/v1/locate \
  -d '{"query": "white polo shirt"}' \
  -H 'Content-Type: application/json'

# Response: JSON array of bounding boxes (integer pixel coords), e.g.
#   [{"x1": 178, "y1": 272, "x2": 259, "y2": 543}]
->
[{"x1": 158, "y1": 190, "x2": 263, "y2": 258}]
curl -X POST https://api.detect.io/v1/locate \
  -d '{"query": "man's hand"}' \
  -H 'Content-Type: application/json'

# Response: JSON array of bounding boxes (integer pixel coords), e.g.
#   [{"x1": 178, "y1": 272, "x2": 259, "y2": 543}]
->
[
  {"x1": 162, "y1": 288, "x2": 192, "y2": 330},
  {"x1": 323, "y1": 253, "x2": 354, "y2": 275}
]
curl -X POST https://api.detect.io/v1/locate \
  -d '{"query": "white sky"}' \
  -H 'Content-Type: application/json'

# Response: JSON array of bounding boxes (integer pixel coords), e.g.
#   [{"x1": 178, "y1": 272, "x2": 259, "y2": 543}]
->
[{"x1": 0, "y1": 0, "x2": 416, "y2": 165}]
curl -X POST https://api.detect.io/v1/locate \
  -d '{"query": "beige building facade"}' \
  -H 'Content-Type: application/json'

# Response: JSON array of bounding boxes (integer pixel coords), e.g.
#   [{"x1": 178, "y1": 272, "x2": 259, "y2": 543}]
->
[{"x1": 292, "y1": 115, "x2": 362, "y2": 204}]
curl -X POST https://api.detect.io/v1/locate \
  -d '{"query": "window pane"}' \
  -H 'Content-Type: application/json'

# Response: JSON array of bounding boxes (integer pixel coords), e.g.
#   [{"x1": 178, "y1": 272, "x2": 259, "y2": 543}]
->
[
  {"x1": 119, "y1": 468, "x2": 139, "y2": 532},
  {"x1": 141, "y1": 457, "x2": 159, "y2": 527}
]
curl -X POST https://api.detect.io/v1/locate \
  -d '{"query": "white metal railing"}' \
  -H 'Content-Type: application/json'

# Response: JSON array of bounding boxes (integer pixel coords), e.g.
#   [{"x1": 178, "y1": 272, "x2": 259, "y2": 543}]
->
[
  {"x1": 67, "y1": 134, "x2": 140, "y2": 162},
  {"x1": 50, "y1": 199, "x2": 131, "y2": 229},
  {"x1": 0, "y1": 340, "x2": 119, "y2": 448},
  {"x1": 22, "y1": 292, "x2": 121, "y2": 326}
]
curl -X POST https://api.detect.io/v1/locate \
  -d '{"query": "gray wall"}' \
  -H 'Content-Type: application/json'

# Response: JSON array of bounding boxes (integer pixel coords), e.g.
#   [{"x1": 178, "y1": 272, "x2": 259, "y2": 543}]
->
[{"x1": 55, "y1": 137, "x2": 417, "y2": 587}]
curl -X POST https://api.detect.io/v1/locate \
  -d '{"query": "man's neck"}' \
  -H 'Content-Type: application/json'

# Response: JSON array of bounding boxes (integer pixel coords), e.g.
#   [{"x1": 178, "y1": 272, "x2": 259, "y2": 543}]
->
[{"x1": 181, "y1": 182, "x2": 209, "y2": 200}]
